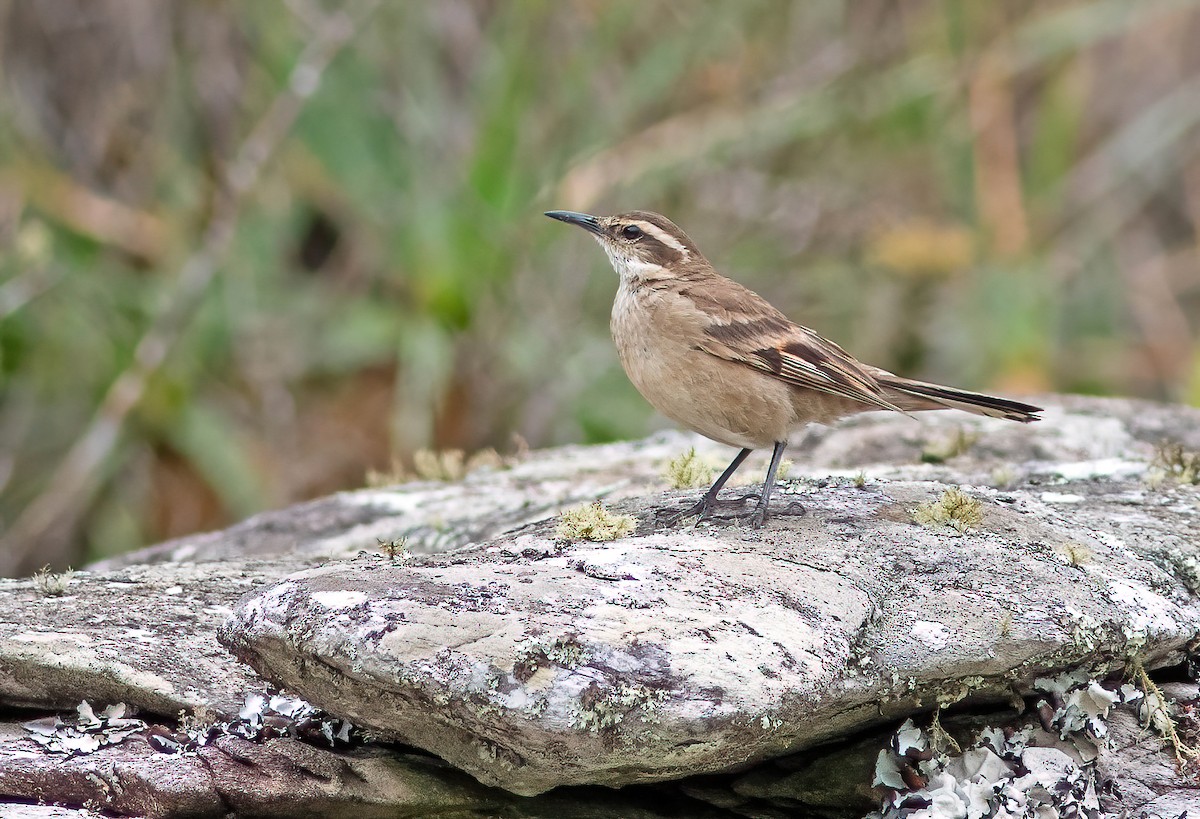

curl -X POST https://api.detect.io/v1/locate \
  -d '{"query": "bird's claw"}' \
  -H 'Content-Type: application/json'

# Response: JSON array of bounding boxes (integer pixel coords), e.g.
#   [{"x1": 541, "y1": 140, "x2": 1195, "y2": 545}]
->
[{"x1": 658, "y1": 492, "x2": 805, "y2": 529}]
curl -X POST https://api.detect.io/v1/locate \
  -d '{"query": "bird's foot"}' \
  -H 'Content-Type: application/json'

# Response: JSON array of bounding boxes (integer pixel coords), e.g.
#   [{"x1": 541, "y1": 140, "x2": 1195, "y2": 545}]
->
[
  {"x1": 656, "y1": 495, "x2": 716, "y2": 527},
  {"x1": 713, "y1": 493, "x2": 807, "y2": 528},
  {"x1": 657, "y1": 493, "x2": 749, "y2": 526},
  {"x1": 658, "y1": 493, "x2": 805, "y2": 529}
]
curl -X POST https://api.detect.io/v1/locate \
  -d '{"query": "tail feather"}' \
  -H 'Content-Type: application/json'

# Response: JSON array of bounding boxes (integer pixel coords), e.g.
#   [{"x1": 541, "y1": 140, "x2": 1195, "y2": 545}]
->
[{"x1": 878, "y1": 376, "x2": 1042, "y2": 423}]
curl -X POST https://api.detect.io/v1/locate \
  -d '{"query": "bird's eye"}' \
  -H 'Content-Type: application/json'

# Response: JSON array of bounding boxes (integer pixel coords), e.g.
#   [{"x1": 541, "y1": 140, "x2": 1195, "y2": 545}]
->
[{"x1": 621, "y1": 224, "x2": 643, "y2": 240}]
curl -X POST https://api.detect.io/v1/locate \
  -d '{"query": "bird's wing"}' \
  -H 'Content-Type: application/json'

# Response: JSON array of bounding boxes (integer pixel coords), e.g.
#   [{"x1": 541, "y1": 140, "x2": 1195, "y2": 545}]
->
[{"x1": 672, "y1": 275, "x2": 905, "y2": 413}]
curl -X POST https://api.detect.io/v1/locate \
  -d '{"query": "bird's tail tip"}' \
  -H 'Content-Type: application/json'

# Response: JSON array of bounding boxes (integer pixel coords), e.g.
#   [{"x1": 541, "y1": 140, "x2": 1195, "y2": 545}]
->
[{"x1": 883, "y1": 379, "x2": 1043, "y2": 423}]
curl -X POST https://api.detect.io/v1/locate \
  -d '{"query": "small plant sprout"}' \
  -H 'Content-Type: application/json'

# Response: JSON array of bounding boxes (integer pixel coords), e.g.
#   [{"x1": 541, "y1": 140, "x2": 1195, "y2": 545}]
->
[
  {"x1": 1150, "y1": 440, "x2": 1200, "y2": 486},
  {"x1": 853, "y1": 470, "x2": 867, "y2": 489},
  {"x1": 774, "y1": 459, "x2": 793, "y2": 481},
  {"x1": 556, "y1": 502, "x2": 636, "y2": 542},
  {"x1": 912, "y1": 487, "x2": 982, "y2": 533},
  {"x1": 33, "y1": 565, "x2": 74, "y2": 597},
  {"x1": 376, "y1": 536, "x2": 408, "y2": 562},
  {"x1": 664, "y1": 448, "x2": 714, "y2": 489}
]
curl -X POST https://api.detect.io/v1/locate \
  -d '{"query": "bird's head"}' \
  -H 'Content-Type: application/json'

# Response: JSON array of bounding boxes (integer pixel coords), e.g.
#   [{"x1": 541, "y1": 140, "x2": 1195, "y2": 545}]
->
[{"x1": 545, "y1": 209, "x2": 704, "y2": 281}]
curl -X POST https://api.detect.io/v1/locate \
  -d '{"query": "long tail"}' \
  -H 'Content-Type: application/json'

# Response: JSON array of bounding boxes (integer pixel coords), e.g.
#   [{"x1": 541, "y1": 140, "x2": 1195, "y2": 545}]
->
[{"x1": 875, "y1": 374, "x2": 1042, "y2": 423}]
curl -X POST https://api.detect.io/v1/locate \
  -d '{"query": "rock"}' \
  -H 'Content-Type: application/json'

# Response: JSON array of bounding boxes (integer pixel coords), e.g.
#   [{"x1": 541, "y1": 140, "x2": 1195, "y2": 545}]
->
[
  {"x1": 218, "y1": 399, "x2": 1200, "y2": 795},
  {"x1": 90, "y1": 433, "x2": 704, "y2": 569},
  {"x1": 1098, "y1": 682, "x2": 1200, "y2": 816},
  {"x1": 0, "y1": 718, "x2": 506, "y2": 818},
  {"x1": 0, "y1": 714, "x2": 741, "y2": 819},
  {"x1": 95, "y1": 395, "x2": 1200, "y2": 571},
  {"x1": 0, "y1": 559, "x2": 308, "y2": 716},
  {"x1": 4, "y1": 396, "x2": 1200, "y2": 814},
  {"x1": 0, "y1": 808, "x2": 105, "y2": 819}
]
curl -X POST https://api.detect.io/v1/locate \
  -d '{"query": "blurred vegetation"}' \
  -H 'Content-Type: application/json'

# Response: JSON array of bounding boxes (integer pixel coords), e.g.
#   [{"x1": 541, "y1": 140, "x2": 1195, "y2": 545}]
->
[{"x1": 1, "y1": 0, "x2": 1199, "y2": 573}]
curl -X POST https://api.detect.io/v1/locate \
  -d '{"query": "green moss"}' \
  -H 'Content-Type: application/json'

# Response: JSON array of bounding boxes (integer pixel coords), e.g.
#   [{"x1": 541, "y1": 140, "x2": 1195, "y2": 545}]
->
[
  {"x1": 555, "y1": 501, "x2": 636, "y2": 542},
  {"x1": 366, "y1": 448, "x2": 504, "y2": 486},
  {"x1": 912, "y1": 487, "x2": 982, "y2": 533},
  {"x1": 664, "y1": 448, "x2": 714, "y2": 489},
  {"x1": 1151, "y1": 441, "x2": 1200, "y2": 485}
]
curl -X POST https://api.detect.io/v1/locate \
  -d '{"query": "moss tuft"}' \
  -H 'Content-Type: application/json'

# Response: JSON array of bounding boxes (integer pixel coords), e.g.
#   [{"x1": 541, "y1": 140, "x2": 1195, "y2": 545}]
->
[
  {"x1": 1055, "y1": 541, "x2": 1092, "y2": 567},
  {"x1": 556, "y1": 501, "x2": 636, "y2": 542},
  {"x1": 1150, "y1": 440, "x2": 1200, "y2": 485},
  {"x1": 913, "y1": 487, "x2": 982, "y2": 533},
  {"x1": 366, "y1": 448, "x2": 504, "y2": 486},
  {"x1": 664, "y1": 448, "x2": 714, "y2": 489},
  {"x1": 33, "y1": 564, "x2": 73, "y2": 597},
  {"x1": 377, "y1": 536, "x2": 408, "y2": 562}
]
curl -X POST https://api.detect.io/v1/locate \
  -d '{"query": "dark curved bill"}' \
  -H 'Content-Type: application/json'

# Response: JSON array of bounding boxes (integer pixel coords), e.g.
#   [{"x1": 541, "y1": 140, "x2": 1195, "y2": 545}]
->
[{"x1": 544, "y1": 210, "x2": 603, "y2": 236}]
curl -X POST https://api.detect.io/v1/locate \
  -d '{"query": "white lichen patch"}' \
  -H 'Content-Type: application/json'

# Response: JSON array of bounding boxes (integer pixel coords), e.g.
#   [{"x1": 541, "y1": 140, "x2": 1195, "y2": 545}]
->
[
  {"x1": 1106, "y1": 579, "x2": 1180, "y2": 637},
  {"x1": 513, "y1": 634, "x2": 590, "y2": 685},
  {"x1": 874, "y1": 674, "x2": 1141, "y2": 819},
  {"x1": 1040, "y1": 491, "x2": 1085, "y2": 504},
  {"x1": 1043, "y1": 458, "x2": 1145, "y2": 481},
  {"x1": 1063, "y1": 606, "x2": 1103, "y2": 652},
  {"x1": 13, "y1": 631, "x2": 93, "y2": 645},
  {"x1": 573, "y1": 681, "x2": 665, "y2": 733},
  {"x1": 311, "y1": 591, "x2": 368, "y2": 609},
  {"x1": 910, "y1": 621, "x2": 952, "y2": 651}
]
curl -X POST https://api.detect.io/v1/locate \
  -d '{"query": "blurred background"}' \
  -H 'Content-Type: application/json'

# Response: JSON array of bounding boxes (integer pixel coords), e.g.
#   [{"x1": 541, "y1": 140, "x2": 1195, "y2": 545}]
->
[{"x1": 0, "y1": 0, "x2": 1198, "y2": 574}]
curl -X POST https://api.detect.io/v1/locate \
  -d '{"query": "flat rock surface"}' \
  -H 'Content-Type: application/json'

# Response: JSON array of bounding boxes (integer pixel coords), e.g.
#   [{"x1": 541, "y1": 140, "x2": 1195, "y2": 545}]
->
[
  {"x1": 95, "y1": 394, "x2": 1200, "y2": 571},
  {"x1": 0, "y1": 560, "x2": 307, "y2": 716},
  {"x1": 219, "y1": 400, "x2": 1200, "y2": 795}
]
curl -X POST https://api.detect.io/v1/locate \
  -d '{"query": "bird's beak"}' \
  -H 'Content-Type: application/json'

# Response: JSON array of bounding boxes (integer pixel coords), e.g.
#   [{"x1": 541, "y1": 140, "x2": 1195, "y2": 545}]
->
[{"x1": 545, "y1": 210, "x2": 604, "y2": 237}]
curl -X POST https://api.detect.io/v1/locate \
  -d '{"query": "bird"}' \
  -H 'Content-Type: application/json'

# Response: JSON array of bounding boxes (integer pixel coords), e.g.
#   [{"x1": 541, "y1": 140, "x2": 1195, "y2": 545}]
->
[{"x1": 545, "y1": 209, "x2": 1042, "y2": 528}]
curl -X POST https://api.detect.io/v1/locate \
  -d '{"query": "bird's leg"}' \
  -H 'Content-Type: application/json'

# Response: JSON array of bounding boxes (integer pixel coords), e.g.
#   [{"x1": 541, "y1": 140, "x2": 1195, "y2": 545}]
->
[
  {"x1": 660, "y1": 447, "x2": 751, "y2": 525},
  {"x1": 715, "y1": 440, "x2": 805, "y2": 527},
  {"x1": 747, "y1": 440, "x2": 787, "y2": 528}
]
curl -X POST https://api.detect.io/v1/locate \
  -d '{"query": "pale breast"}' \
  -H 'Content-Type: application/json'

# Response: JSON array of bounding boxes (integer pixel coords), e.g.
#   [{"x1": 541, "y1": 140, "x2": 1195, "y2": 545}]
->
[{"x1": 610, "y1": 282, "x2": 798, "y2": 450}]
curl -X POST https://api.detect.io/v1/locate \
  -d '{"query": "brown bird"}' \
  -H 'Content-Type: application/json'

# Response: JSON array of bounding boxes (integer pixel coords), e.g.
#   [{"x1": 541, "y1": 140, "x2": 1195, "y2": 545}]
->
[{"x1": 545, "y1": 209, "x2": 1041, "y2": 527}]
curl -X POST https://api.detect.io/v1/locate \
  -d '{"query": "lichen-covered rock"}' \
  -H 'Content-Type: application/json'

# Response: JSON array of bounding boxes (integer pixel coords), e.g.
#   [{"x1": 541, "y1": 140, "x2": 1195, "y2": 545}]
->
[
  {"x1": 0, "y1": 560, "x2": 310, "y2": 716},
  {"x1": 219, "y1": 400, "x2": 1200, "y2": 795}
]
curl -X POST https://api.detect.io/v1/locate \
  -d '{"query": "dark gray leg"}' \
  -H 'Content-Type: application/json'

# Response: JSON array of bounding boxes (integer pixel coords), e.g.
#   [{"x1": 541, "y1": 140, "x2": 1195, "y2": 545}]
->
[
  {"x1": 749, "y1": 440, "x2": 788, "y2": 528},
  {"x1": 662, "y1": 448, "x2": 752, "y2": 524}
]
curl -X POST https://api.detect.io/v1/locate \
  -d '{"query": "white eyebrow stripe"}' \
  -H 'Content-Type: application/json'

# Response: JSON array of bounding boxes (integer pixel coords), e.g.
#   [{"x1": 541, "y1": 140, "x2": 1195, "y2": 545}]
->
[{"x1": 637, "y1": 222, "x2": 689, "y2": 255}]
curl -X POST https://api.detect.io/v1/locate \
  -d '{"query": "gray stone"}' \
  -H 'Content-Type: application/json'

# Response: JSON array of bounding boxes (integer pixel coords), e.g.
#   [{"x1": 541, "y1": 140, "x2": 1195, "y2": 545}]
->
[
  {"x1": 0, "y1": 716, "x2": 736, "y2": 819},
  {"x1": 1098, "y1": 683, "x2": 1200, "y2": 816},
  {"x1": 90, "y1": 433, "x2": 704, "y2": 569},
  {"x1": 0, "y1": 718, "x2": 503, "y2": 818},
  {"x1": 0, "y1": 559, "x2": 305, "y2": 716},
  {"x1": 4, "y1": 396, "x2": 1200, "y2": 814},
  {"x1": 95, "y1": 395, "x2": 1200, "y2": 571},
  {"x1": 218, "y1": 399, "x2": 1200, "y2": 795}
]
